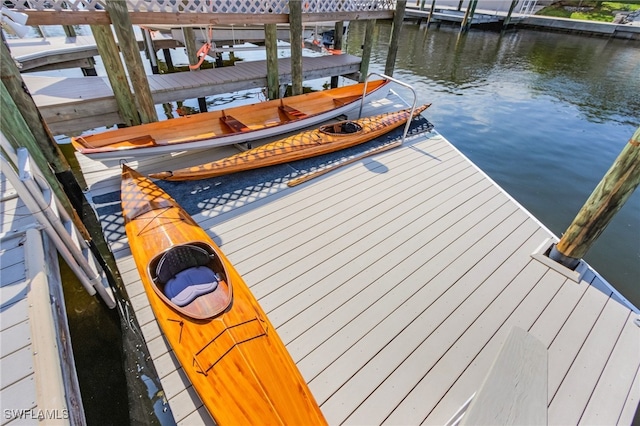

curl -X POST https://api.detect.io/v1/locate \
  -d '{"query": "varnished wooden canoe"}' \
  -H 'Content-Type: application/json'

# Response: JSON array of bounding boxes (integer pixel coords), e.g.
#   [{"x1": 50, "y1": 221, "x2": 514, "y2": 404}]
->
[
  {"x1": 150, "y1": 103, "x2": 430, "y2": 181},
  {"x1": 121, "y1": 165, "x2": 327, "y2": 425},
  {"x1": 72, "y1": 80, "x2": 390, "y2": 160}
]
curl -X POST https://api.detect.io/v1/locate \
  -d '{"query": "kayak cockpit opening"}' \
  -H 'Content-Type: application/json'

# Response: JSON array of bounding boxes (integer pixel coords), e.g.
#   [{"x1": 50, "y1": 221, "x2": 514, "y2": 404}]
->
[
  {"x1": 319, "y1": 121, "x2": 363, "y2": 136},
  {"x1": 149, "y1": 242, "x2": 232, "y2": 319}
]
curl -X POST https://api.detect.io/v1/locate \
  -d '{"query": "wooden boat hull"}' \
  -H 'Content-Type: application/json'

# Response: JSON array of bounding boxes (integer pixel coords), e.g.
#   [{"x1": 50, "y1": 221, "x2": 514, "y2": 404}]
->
[
  {"x1": 121, "y1": 165, "x2": 327, "y2": 425},
  {"x1": 72, "y1": 80, "x2": 390, "y2": 160},
  {"x1": 149, "y1": 104, "x2": 430, "y2": 181}
]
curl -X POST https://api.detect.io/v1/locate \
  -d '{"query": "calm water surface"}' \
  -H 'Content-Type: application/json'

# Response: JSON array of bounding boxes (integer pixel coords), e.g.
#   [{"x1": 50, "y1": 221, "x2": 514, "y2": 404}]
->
[{"x1": 345, "y1": 21, "x2": 639, "y2": 307}]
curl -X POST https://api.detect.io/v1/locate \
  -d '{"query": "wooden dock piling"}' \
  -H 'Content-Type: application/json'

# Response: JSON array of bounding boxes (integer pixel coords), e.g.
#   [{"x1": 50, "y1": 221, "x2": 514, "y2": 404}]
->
[
  {"x1": 105, "y1": 0, "x2": 157, "y2": 123},
  {"x1": 503, "y1": 0, "x2": 519, "y2": 29},
  {"x1": 289, "y1": 0, "x2": 303, "y2": 96},
  {"x1": 360, "y1": 19, "x2": 376, "y2": 82},
  {"x1": 461, "y1": 0, "x2": 479, "y2": 32},
  {"x1": 90, "y1": 24, "x2": 141, "y2": 127},
  {"x1": 331, "y1": 21, "x2": 344, "y2": 88},
  {"x1": 385, "y1": 0, "x2": 407, "y2": 77},
  {"x1": 265, "y1": 23, "x2": 279, "y2": 100},
  {"x1": 551, "y1": 127, "x2": 640, "y2": 268}
]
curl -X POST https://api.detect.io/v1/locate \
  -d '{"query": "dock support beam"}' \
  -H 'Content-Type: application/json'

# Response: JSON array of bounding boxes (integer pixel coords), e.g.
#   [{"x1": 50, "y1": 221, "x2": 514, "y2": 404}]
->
[
  {"x1": 90, "y1": 24, "x2": 141, "y2": 127},
  {"x1": 265, "y1": 23, "x2": 279, "y2": 100},
  {"x1": 385, "y1": 0, "x2": 406, "y2": 77},
  {"x1": 105, "y1": 0, "x2": 157, "y2": 123},
  {"x1": 550, "y1": 127, "x2": 640, "y2": 269},
  {"x1": 289, "y1": 0, "x2": 303, "y2": 96}
]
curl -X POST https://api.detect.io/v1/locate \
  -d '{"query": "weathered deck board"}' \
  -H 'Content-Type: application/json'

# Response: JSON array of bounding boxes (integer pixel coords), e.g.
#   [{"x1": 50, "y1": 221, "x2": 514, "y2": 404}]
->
[{"x1": 73, "y1": 95, "x2": 640, "y2": 425}]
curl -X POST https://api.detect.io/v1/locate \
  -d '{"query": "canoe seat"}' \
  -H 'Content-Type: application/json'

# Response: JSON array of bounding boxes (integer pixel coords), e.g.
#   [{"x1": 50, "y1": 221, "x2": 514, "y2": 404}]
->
[
  {"x1": 279, "y1": 104, "x2": 308, "y2": 119},
  {"x1": 220, "y1": 115, "x2": 250, "y2": 133},
  {"x1": 155, "y1": 244, "x2": 218, "y2": 306},
  {"x1": 164, "y1": 266, "x2": 219, "y2": 307}
]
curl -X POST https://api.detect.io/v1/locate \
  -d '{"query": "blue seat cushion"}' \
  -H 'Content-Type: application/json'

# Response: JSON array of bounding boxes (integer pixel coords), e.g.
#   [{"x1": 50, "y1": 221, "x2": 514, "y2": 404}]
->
[{"x1": 164, "y1": 266, "x2": 218, "y2": 307}]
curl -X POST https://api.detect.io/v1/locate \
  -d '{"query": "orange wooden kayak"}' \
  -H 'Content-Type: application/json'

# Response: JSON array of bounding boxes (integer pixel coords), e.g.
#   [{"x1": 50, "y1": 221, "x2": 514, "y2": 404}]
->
[
  {"x1": 72, "y1": 80, "x2": 390, "y2": 160},
  {"x1": 121, "y1": 165, "x2": 327, "y2": 425},
  {"x1": 150, "y1": 104, "x2": 430, "y2": 181}
]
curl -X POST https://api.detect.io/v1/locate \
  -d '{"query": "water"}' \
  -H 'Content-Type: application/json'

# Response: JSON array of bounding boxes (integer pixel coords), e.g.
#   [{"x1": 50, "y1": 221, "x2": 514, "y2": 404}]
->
[{"x1": 343, "y1": 20, "x2": 639, "y2": 307}]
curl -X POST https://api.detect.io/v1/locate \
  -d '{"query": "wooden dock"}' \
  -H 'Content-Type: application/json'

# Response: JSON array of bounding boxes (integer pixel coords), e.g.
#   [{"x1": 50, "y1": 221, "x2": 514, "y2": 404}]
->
[
  {"x1": 75, "y1": 93, "x2": 640, "y2": 425},
  {"x1": 19, "y1": 54, "x2": 362, "y2": 136},
  {"x1": 7, "y1": 33, "x2": 180, "y2": 73},
  {"x1": 404, "y1": 6, "x2": 505, "y2": 27}
]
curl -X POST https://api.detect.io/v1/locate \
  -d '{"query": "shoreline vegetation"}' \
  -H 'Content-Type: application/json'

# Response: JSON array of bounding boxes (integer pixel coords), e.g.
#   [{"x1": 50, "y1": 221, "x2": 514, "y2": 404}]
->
[{"x1": 536, "y1": 1, "x2": 640, "y2": 23}]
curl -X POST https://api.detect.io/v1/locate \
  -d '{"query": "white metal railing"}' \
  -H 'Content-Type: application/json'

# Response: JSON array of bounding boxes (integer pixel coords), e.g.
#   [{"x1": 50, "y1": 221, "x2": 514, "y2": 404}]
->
[
  {"x1": 1, "y1": 134, "x2": 116, "y2": 308},
  {"x1": 519, "y1": 0, "x2": 538, "y2": 16},
  {"x1": 8, "y1": 0, "x2": 396, "y2": 13},
  {"x1": 359, "y1": 72, "x2": 417, "y2": 146}
]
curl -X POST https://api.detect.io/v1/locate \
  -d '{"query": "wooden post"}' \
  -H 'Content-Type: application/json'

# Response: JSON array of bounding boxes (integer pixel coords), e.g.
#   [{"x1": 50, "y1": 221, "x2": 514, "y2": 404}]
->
[
  {"x1": 62, "y1": 25, "x2": 76, "y2": 37},
  {"x1": 330, "y1": 21, "x2": 344, "y2": 88},
  {"x1": 60, "y1": 2, "x2": 76, "y2": 38},
  {"x1": 105, "y1": 0, "x2": 157, "y2": 123},
  {"x1": 288, "y1": 0, "x2": 303, "y2": 96},
  {"x1": 458, "y1": 0, "x2": 473, "y2": 31},
  {"x1": 385, "y1": 0, "x2": 406, "y2": 77},
  {"x1": 162, "y1": 48, "x2": 175, "y2": 72},
  {"x1": 265, "y1": 23, "x2": 279, "y2": 100},
  {"x1": 427, "y1": 0, "x2": 437, "y2": 27},
  {"x1": 550, "y1": 127, "x2": 640, "y2": 268},
  {"x1": 359, "y1": 19, "x2": 376, "y2": 82},
  {"x1": 181, "y1": 27, "x2": 207, "y2": 112},
  {"x1": 462, "y1": 0, "x2": 478, "y2": 31},
  {"x1": 90, "y1": 24, "x2": 141, "y2": 127},
  {"x1": 503, "y1": 0, "x2": 518, "y2": 29},
  {"x1": 143, "y1": 28, "x2": 159, "y2": 74},
  {"x1": 182, "y1": 27, "x2": 198, "y2": 66}
]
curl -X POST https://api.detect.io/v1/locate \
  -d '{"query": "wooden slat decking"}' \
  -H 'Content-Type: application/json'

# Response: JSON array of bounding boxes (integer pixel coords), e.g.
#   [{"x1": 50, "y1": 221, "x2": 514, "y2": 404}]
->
[
  {"x1": 20, "y1": 54, "x2": 362, "y2": 135},
  {"x1": 75, "y1": 93, "x2": 640, "y2": 425}
]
